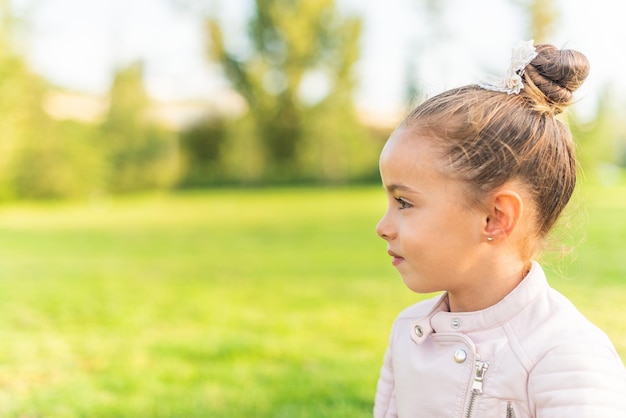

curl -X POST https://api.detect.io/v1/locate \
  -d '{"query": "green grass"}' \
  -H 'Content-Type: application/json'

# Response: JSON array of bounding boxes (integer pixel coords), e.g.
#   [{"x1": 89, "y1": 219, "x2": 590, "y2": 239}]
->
[{"x1": 0, "y1": 185, "x2": 623, "y2": 417}]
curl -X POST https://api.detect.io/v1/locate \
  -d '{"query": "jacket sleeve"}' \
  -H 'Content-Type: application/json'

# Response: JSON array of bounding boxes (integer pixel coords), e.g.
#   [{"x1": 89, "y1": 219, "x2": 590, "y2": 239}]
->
[
  {"x1": 374, "y1": 343, "x2": 397, "y2": 418},
  {"x1": 529, "y1": 342, "x2": 626, "y2": 417}
]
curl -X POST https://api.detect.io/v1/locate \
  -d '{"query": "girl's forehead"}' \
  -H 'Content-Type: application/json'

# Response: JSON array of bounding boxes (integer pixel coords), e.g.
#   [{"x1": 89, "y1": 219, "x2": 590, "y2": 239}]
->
[
  {"x1": 379, "y1": 132, "x2": 443, "y2": 182},
  {"x1": 380, "y1": 129, "x2": 436, "y2": 164}
]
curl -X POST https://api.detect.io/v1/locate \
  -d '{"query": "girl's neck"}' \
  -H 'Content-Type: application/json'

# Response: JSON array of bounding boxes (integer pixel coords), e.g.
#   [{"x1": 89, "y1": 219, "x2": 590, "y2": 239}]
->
[{"x1": 447, "y1": 260, "x2": 531, "y2": 312}]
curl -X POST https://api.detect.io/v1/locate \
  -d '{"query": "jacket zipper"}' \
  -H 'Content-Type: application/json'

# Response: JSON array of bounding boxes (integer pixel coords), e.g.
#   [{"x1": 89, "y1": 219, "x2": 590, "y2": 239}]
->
[
  {"x1": 465, "y1": 357, "x2": 489, "y2": 418},
  {"x1": 506, "y1": 401, "x2": 516, "y2": 418}
]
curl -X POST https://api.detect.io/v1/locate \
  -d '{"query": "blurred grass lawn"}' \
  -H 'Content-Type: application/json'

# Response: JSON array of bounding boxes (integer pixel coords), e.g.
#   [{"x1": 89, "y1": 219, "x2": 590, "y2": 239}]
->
[{"x1": 0, "y1": 185, "x2": 623, "y2": 417}]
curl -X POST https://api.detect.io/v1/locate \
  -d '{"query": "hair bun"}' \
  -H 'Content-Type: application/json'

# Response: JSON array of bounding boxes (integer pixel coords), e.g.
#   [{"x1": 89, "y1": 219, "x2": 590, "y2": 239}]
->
[{"x1": 524, "y1": 44, "x2": 590, "y2": 113}]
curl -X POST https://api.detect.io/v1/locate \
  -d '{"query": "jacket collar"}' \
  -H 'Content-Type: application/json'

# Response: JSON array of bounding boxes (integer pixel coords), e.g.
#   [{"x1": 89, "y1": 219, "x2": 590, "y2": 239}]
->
[{"x1": 411, "y1": 261, "x2": 548, "y2": 343}]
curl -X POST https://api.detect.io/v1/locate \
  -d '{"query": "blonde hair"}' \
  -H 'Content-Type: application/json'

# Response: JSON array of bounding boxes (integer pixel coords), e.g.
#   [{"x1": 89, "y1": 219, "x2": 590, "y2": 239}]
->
[{"x1": 402, "y1": 44, "x2": 590, "y2": 238}]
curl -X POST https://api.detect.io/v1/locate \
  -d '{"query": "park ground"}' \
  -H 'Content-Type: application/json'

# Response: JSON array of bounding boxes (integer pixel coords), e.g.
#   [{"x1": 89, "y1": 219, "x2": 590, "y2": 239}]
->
[{"x1": 0, "y1": 184, "x2": 623, "y2": 417}]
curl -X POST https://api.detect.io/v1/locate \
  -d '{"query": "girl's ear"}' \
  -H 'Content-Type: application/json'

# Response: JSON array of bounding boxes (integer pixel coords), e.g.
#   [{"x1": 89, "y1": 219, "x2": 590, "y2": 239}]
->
[{"x1": 483, "y1": 189, "x2": 523, "y2": 242}]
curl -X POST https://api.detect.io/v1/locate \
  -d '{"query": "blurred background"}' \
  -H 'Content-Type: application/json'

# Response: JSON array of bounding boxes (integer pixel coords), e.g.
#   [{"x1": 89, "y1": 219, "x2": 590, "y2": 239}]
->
[
  {"x1": 0, "y1": 0, "x2": 624, "y2": 196},
  {"x1": 0, "y1": 0, "x2": 625, "y2": 417}
]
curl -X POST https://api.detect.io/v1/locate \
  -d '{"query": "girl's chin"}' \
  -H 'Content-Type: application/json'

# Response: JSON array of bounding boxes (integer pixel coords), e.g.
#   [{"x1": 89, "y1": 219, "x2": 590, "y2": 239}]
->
[{"x1": 400, "y1": 275, "x2": 440, "y2": 294}]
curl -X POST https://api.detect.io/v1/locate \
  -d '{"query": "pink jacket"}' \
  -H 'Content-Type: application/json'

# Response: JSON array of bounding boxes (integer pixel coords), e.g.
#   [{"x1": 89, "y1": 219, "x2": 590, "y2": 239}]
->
[{"x1": 374, "y1": 262, "x2": 626, "y2": 418}]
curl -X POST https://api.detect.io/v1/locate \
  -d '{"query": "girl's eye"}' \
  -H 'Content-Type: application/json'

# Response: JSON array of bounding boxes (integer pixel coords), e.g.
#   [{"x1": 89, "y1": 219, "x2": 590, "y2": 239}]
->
[{"x1": 394, "y1": 197, "x2": 412, "y2": 209}]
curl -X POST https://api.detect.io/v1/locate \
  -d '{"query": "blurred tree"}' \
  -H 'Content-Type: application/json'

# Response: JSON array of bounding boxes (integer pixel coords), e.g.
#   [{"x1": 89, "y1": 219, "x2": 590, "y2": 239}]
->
[
  {"x1": 0, "y1": 41, "x2": 48, "y2": 198},
  {"x1": 101, "y1": 62, "x2": 180, "y2": 192},
  {"x1": 404, "y1": 0, "x2": 448, "y2": 108},
  {"x1": 0, "y1": 1, "x2": 100, "y2": 199},
  {"x1": 512, "y1": 0, "x2": 558, "y2": 42},
  {"x1": 11, "y1": 119, "x2": 107, "y2": 199},
  {"x1": 569, "y1": 84, "x2": 625, "y2": 184},
  {"x1": 178, "y1": 116, "x2": 228, "y2": 187},
  {"x1": 207, "y1": 0, "x2": 367, "y2": 181}
]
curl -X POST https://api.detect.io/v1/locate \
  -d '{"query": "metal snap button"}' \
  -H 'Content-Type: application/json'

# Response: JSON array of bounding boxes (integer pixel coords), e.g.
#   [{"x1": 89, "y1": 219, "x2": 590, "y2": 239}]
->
[
  {"x1": 451, "y1": 318, "x2": 461, "y2": 329},
  {"x1": 454, "y1": 349, "x2": 467, "y2": 363},
  {"x1": 414, "y1": 325, "x2": 423, "y2": 337}
]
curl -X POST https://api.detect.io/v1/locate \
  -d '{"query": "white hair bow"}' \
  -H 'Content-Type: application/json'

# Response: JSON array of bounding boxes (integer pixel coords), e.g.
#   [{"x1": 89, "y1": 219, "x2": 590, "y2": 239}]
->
[{"x1": 479, "y1": 40, "x2": 538, "y2": 95}]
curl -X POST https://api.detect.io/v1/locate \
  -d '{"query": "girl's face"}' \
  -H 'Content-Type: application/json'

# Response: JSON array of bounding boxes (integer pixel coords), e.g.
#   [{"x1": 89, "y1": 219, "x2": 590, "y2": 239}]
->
[{"x1": 376, "y1": 128, "x2": 489, "y2": 295}]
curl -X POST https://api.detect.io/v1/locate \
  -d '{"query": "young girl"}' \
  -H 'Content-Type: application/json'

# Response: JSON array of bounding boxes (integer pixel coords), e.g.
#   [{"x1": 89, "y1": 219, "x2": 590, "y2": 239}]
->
[{"x1": 373, "y1": 40, "x2": 626, "y2": 418}]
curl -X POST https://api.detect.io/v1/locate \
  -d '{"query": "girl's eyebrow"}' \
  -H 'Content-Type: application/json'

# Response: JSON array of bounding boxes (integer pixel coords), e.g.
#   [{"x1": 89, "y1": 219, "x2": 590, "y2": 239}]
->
[{"x1": 386, "y1": 184, "x2": 418, "y2": 194}]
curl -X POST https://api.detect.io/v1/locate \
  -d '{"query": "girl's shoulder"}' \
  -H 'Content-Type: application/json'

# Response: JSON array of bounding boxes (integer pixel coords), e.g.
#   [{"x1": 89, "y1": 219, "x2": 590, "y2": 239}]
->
[{"x1": 509, "y1": 284, "x2": 621, "y2": 365}]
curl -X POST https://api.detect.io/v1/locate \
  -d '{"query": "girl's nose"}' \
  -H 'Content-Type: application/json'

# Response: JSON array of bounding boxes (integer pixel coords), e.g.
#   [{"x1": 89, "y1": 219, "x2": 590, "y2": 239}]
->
[{"x1": 376, "y1": 213, "x2": 395, "y2": 241}]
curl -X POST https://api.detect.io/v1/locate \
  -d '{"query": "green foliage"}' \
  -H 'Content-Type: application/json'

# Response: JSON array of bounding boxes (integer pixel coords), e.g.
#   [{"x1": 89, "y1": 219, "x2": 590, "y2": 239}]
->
[
  {"x1": 178, "y1": 117, "x2": 229, "y2": 187},
  {"x1": 10, "y1": 120, "x2": 106, "y2": 199},
  {"x1": 0, "y1": 52, "x2": 106, "y2": 200},
  {"x1": 206, "y1": 0, "x2": 380, "y2": 183},
  {"x1": 0, "y1": 27, "x2": 53, "y2": 198},
  {"x1": 512, "y1": 0, "x2": 559, "y2": 42},
  {"x1": 0, "y1": 54, "x2": 179, "y2": 199},
  {"x1": 101, "y1": 63, "x2": 180, "y2": 193},
  {"x1": 569, "y1": 85, "x2": 626, "y2": 185},
  {"x1": 0, "y1": 186, "x2": 623, "y2": 416}
]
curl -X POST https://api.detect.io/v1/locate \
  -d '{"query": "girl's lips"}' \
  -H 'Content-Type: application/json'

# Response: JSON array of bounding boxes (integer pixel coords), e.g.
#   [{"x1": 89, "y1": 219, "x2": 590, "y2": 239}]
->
[
  {"x1": 392, "y1": 256, "x2": 404, "y2": 266},
  {"x1": 388, "y1": 250, "x2": 404, "y2": 266}
]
